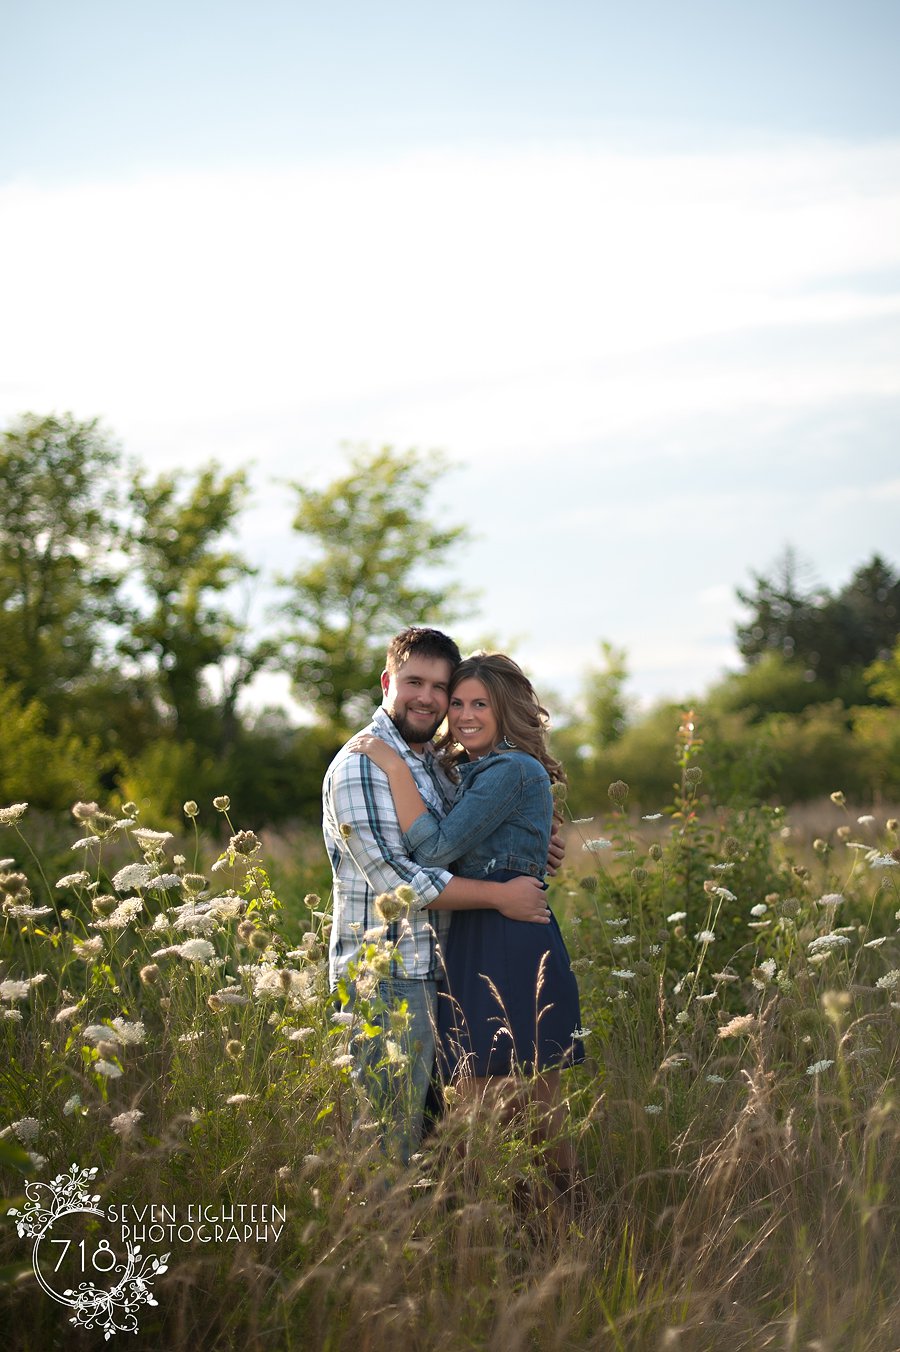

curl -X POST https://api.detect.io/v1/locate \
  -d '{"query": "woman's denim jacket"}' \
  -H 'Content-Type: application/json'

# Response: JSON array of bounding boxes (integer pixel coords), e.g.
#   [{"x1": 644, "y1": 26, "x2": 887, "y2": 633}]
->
[{"x1": 401, "y1": 749, "x2": 553, "y2": 879}]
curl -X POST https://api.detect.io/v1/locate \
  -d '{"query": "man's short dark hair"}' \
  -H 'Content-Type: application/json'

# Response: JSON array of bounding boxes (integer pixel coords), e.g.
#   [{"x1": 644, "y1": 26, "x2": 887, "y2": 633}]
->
[{"x1": 385, "y1": 627, "x2": 461, "y2": 675}]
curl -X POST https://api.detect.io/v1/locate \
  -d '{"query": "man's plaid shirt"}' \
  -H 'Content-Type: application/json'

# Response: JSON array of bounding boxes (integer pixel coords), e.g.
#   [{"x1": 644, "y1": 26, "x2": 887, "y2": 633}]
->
[{"x1": 324, "y1": 707, "x2": 457, "y2": 986}]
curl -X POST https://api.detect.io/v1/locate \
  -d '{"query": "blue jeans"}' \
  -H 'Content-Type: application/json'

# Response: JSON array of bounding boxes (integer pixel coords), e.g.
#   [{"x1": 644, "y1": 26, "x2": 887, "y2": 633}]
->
[{"x1": 352, "y1": 976, "x2": 437, "y2": 1165}]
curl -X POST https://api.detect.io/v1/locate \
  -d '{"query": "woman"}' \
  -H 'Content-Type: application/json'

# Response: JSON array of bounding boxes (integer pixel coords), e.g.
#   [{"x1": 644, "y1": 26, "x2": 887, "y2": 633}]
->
[{"x1": 351, "y1": 652, "x2": 584, "y2": 1179}]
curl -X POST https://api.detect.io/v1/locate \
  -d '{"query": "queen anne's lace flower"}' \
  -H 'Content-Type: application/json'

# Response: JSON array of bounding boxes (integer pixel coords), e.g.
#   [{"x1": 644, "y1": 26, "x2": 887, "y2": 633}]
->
[
  {"x1": 808, "y1": 933, "x2": 852, "y2": 956},
  {"x1": 807, "y1": 1059, "x2": 834, "y2": 1076}
]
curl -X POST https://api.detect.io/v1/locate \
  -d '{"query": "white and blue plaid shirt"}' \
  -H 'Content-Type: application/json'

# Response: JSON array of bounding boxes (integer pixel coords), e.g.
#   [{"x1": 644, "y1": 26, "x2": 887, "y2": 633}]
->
[{"x1": 324, "y1": 706, "x2": 456, "y2": 986}]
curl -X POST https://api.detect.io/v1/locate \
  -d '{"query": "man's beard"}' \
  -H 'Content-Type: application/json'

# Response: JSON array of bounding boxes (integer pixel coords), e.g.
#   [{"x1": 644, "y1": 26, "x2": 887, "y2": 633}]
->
[{"x1": 387, "y1": 706, "x2": 443, "y2": 746}]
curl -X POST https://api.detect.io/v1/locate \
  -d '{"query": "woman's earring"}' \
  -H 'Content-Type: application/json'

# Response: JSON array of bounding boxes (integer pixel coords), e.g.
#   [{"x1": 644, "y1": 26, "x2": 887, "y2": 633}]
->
[{"x1": 501, "y1": 735, "x2": 517, "y2": 749}]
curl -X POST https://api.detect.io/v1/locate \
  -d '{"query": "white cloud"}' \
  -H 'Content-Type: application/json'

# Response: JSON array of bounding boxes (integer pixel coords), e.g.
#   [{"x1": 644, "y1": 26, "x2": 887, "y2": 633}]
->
[{"x1": 2, "y1": 138, "x2": 898, "y2": 705}]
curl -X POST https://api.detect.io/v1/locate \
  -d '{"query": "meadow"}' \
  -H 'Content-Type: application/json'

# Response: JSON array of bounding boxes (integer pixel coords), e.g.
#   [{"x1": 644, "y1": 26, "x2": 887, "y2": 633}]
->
[{"x1": 2, "y1": 715, "x2": 900, "y2": 1351}]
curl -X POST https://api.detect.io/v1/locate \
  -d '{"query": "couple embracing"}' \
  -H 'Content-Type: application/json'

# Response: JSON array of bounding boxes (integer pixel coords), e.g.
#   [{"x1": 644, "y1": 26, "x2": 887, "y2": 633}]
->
[{"x1": 322, "y1": 627, "x2": 584, "y2": 1179}]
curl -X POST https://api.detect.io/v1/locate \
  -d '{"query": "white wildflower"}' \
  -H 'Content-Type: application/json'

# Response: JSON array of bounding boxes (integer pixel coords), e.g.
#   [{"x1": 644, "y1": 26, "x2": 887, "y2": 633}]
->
[
  {"x1": 869, "y1": 854, "x2": 899, "y2": 870},
  {"x1": 332, "y1": 1053, "x2": 354, "y2": 1069},
  {"x1": 56, "y1": 870, "x2": 91, "y2": 890},
  {"x1": 112, "y1": 863, "x2": 154, "y2": 892},
  {"x1": 642, "y1": 813, "x2": 664, "y2": 821},
  {"x1": 667, "y1": 912, "x2": 687, "y2": 923},
  {"x1": 54, "y1": 1003, "x2": 83, "y2": 1023},
  {"x1": 73, "y1": 937, "x2": 104, "y2": 961},
  {"x1": 583, "y1": 839, "x2": 613, "y2": 852},
  {"x1": 10, "y1": 1117, "x2": 40, "y2": 1143},
  {"x1": 175, "y1": 939, "x2": 216, "y2": 962},
  {"x1": 63, "y1": 1094, "x2": 83, "y2": 1116},
  {"x1": 695, "y1": 930, "x2": 716, "y2": 944},
  {"x1": 132, "y1": 829, "x2": 174, "y2": 848},
  {"x1": 175, "y1": 910, "x2": 218, "y2": 936},
  {"x1": 111, "y1": 1017, "x2": 145, "y2": 1045},
  {"x1": 808, "y1": 933, "x2": 852, "y2": 957},
  {"x1": 857, "y1": 815, "x2": 876, "y2": 826},
  {"x1": 806, "y1": 1059, "x2": 835, "y2": 1076},
  {"x1": 864, "y1": 937, "x2": 888, "y2": 949},
  {"x1": 5, "y1": 903, "x2": 53, "y2": 919},
  {"x1": 213, "y1": 988, "x2": 249, "y2": 1006},
  {"x1": 612, "y1": 934, "x2": 637, "y2": 947},
  {"x1": 91, "y1": 898, "x2": 143, "y2": 931},
  {"x1": 706, "y1": 1073, "x2": 726, "y2": 1083},
  {"x1": 610, "y1": 969, "x2": 636, "y2": 980},
  {"x1": 1, "y1": 978, "x2": 33, "y2": 1002},
  {"x1": 83, "y1": 1024, "x2": 120, "y2": 1045},
  {"x1": 817, "y1": 893, "x2": 844, "y2": 907},
  {"x1": 718, "y1": 1014, "x2": 756, "y2": 1038},
  {"x1": 110, "y1": 1109, "x2": 144, "y2": 1137},
  {"x1": 675, "y1": 1011, "x2": 690, "y2": 1025},
  {"x1": 145, "y1": 874, "x2": 183, "y2": 890},
  {"x1": 749, "y1": 903, "x2": 768, "y2": 918},
  {"x1": 226, "y1": 1093, "x2": 252, "y2": 1105},
  {"x1": 0, "y1": 803, "x2": 28, "y2": 825},
  {"x1": 710, "y1": 863, "x2": 735, "y2": 872},
  {"x1": 28, "y1": 1153, "x2": 47, "y2": 1170},
  {"x1": 3, "y1": 1009, "x2": 22, "y2": 1022},
  {"x1": 286, "y1": 1026, "x2": 315, "y2": 1041},
  {"x1": 572, "y1": 1026, "x2": 591, "y2": 1039},
  {"x1": 644, "y1": 1104, "x2": 663, "y2": 1115},
  {"x1": 876, "y1": 970, "x2": 900, "y2": 990},
  {"x1": 605, "y1": 917, "x2": 629, "y2": 928},
  {"x1": 95, "y1": 1060, "x2": 123, "y2": 1079},
  {"x1": 710, "y1": 887, "x2": 736, "y2": 902}
]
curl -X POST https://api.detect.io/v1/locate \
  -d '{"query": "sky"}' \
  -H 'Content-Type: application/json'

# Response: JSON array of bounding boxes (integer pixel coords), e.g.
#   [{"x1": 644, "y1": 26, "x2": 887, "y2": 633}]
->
[{"x1": 1, "y1": 1, "x2": 899, "y2": 716}]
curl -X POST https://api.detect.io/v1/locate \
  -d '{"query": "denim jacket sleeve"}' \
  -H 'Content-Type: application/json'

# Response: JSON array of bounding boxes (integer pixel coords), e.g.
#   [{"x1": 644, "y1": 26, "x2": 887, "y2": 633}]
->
[{"x1": 401, "y1": 755, "x2": 525, "y2": 868}]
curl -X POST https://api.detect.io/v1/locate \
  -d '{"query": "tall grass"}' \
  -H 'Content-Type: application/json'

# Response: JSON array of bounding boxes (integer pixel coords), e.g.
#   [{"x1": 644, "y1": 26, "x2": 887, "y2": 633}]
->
[{"x1": 2, "y1": 723, "x2": 900, "y2": 1350}]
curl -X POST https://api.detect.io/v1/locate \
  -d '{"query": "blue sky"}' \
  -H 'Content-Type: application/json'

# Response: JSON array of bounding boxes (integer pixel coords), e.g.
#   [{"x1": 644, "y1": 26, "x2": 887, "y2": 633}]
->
[{"x1": 2, "y1": 2, "x2": 899, "y2": 713}]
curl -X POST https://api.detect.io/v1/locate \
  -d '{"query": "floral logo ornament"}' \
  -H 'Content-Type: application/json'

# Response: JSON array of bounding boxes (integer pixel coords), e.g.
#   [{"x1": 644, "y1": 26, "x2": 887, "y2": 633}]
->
[{"x1": 7, "y1": 1163, "x2": 169, "y2": 1339}]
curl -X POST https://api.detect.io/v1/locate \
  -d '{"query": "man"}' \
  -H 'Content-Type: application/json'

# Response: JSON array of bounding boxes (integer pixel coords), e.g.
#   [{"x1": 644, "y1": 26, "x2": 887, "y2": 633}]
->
[{"x1": 322, "y1": 626, "x2": 555, "y2": 1161}]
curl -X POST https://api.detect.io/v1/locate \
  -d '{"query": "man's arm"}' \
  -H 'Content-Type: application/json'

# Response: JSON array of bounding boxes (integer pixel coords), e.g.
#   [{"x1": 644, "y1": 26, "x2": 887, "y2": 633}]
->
[
  {"x1": 327, "y1": 755, "x2": 549, "y2": 924},
  {"x1": 429, "y1": 873, "x2": 550, "y2": 923}
]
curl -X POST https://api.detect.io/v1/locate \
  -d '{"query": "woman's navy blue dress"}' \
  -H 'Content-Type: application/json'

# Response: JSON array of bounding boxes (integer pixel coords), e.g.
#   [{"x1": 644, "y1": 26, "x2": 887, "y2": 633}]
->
[
  {"x1": 401, "y1": 748, "x2": 585, "y2": 1079},
  {"x1": 438, "y1": 870, "x2": 585, "y2": 1077}
]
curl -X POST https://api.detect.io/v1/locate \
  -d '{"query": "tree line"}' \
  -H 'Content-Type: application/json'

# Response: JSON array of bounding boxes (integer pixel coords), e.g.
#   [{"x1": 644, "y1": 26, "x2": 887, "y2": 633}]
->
[{"x1": 3, "y1": 412, "x2": 899, "y2": 821}]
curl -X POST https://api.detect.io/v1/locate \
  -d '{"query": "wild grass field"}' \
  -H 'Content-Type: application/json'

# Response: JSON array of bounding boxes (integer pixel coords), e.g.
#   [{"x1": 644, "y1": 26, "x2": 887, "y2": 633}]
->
[{"x1": 2, "y1": 717, "x2": 900, "y2": 1351}]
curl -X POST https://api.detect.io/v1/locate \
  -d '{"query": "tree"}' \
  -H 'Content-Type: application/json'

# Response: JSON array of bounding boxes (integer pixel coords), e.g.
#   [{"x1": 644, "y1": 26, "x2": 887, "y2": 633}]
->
[
  {"x1": 736, "y1": 549, "x2": 900, "y2": 705},
  {"x1": 735, "y1": 546, "x2": 823, "y2": 668},
  {"x1": 279, "y1": 446, "x2": 471, "y2": 727},
  {"x1": 581, "y1": 640, "x2": 630, "y2": 749},
  {"x1": 125, "y1": 463, "x2": 262, "y2": 746},
  {"x1": 0, "y1": 413, "x2": 125, "y2": 719}
]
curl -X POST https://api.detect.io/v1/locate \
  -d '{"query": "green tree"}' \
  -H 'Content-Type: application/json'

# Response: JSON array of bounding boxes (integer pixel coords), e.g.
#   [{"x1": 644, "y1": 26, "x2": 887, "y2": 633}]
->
[
  {"x1": 279, "y1": 445, "x2": 471, "y2": 728},
  {"x1": 735, "y1": 546, "x2": 823, "y2": 669},
  {"x1": 581, "y1": 640, "x2": 630, "y2": 749},
  {"x1": 866, "y1": 637, "x2": 900, "y2": 707},
  {"x1": 0, "y1": 413, "x2": 125, "y2": 719},
  {"x1": 125, "y1": 463, "x2": 261, "y2": 746}
]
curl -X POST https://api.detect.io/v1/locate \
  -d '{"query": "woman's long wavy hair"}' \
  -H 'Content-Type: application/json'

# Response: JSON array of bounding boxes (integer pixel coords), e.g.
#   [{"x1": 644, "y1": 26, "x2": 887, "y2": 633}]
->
[{"x1": 435, "y1": 652, "x2": 566, "y2": 789}]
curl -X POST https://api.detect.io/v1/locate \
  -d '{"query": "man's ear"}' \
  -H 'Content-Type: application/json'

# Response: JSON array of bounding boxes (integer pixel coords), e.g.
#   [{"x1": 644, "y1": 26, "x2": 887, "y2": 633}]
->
[{"x1": 380, "y1": 669, "x2": 391, "y2": 697}]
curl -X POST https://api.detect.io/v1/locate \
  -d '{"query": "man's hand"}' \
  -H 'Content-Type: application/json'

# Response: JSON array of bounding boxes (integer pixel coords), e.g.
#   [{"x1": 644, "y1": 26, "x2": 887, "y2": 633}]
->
[
  {"x1": 495, "y1": 874, "x2": 551, "y2": 923},
  {"x1": 546, "y1": 823, "x2": 566, "y2": 875}
]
